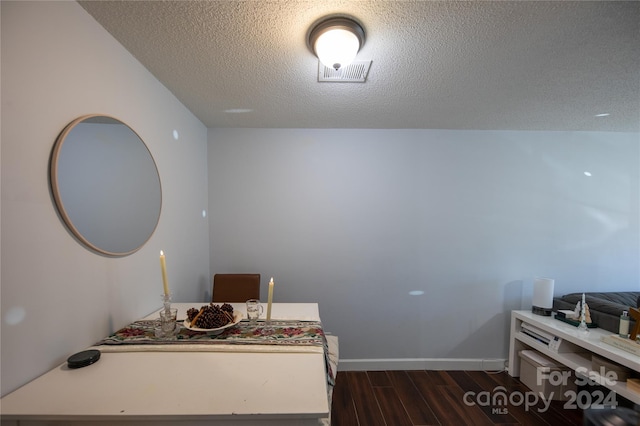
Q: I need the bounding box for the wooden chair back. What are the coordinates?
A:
[212,273,260,302]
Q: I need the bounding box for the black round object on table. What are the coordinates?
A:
[67,349,101,369]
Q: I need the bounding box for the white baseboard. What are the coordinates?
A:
[337,358,507,372]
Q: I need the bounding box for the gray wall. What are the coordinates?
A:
[1,1,210,396]
[208,128,639,366]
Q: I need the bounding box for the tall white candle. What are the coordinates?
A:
[266,277,274,321]
[160,250,170,296]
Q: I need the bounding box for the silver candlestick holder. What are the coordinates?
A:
[261,318,274,335]
[161,293,172,312]
[155,293,177,339]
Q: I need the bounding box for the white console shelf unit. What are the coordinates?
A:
[508,310,640,405]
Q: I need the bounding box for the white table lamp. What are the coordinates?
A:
[532,277,554,316]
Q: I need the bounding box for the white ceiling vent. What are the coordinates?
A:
[318,60,371,83]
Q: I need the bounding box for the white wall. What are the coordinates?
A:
[1,1,209,396]
[208,128,639,366]
[2,1,638,397]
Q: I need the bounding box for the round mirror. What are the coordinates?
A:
[50,115,162,256]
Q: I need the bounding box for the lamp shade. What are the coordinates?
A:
[309,17,365,71]
[532,277,555,316]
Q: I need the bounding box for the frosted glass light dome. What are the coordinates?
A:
[314,28,360,70]
[308,17,365,71]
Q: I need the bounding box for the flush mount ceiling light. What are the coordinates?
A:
[308,16,365,71]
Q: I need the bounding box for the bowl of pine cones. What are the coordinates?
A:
[183,303,243,335]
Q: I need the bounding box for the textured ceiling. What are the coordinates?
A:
[80,1,640,131]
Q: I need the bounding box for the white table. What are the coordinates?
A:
[0,303,330,426]
[143,302,321,322]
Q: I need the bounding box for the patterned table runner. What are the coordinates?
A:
[96,320,325,347]
[94,319,334,385]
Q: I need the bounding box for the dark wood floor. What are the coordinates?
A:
[330,370,587,426]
